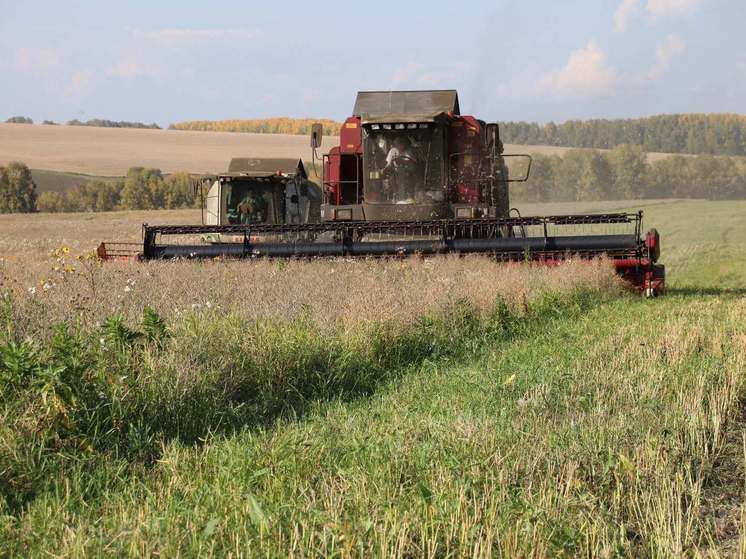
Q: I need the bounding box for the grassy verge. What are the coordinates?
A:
[2,289,744,556]
[0,284,605,515]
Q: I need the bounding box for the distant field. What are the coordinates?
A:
[0,122,680,181]
[0,123,337,176]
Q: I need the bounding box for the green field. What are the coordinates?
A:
[515,199,746,291]
[1,200,745,557]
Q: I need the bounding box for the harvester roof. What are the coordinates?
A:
[353,90,460,124]
[226,158,307,179]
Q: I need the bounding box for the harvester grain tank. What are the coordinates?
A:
[98,89,665,296]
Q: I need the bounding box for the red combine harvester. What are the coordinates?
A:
[99,90,665,296]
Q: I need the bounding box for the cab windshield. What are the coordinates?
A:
[226,179,273,224]
[363,124,445,204]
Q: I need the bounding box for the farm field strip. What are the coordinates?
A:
[0,122,680,177]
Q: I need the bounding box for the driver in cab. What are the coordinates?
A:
[382,136,413,177]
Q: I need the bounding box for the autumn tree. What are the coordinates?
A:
[120,167,162,210]
[0,162,37,212]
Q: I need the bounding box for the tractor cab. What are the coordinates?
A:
[318,90,527,222]
[203,158,321,228]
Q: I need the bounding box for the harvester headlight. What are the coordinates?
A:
[371,124,380,130]
[407,123,417,129]
[456,207,473,219]
[335,208,353,220]
[395,123,405,129]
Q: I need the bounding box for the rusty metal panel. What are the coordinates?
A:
[227,158,306,177]
[353,90,460,122]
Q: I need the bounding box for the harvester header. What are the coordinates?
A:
[97,89,665,296]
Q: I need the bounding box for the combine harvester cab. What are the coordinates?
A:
[200,157,321,244]
[100,90,665,297]
[319,90,521,223]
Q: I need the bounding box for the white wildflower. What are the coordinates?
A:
[28,286,36,295]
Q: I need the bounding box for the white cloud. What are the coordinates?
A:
[63,70,92,99]
[647,34,686,79]
[132,27,262,47]
[645,0,702,18]
[390,61,425,88]
[538,40,617,97]
[614,0,702,31]
[614,0,642,32]
[106,60,160,80]
[389,60,469,90]
[13,47,60,72]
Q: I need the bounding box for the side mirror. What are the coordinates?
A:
[486,123,502,154]
[310,123,324,148]
[502,154,533,182]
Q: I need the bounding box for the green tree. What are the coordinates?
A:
[513,154,555,202]
[607,144,648,199]
[5,116,33,124]
[120,167,161,209]
[576,152,611,201]
[0,162,37,212]
[554,150,585,201]
[163,172,196,208]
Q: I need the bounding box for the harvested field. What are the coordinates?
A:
[0,122,678,178]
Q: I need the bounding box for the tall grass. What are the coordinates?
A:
[1,243,744,556]
[1,292,743,556]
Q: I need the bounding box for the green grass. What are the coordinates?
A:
[517,198,746,290]
[1,199,745,557]
[639,200,746,290]
[2,293,743,557]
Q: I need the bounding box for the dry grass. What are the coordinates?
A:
[0,208,200,261]
[0,122,678,177]
[0,208,623,338]
[2,252,622,339]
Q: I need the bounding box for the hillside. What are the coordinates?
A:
[0,123,677,180]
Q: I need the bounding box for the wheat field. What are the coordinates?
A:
[0,122,678,177]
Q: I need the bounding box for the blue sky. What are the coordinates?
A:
[1,0,744,125]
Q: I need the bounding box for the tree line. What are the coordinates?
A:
[500,114,746,156]
[3,147,745,215]
[67,119,161,129]
[4,116,160,128]
[5,116,34,124]
[35,168,199,212]
[170,117,342,136]
[511,145,746,202]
